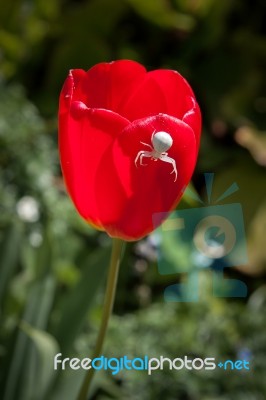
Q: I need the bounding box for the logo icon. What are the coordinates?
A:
[153,173,248,302]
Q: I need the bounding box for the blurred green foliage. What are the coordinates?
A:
[0,0,266,399]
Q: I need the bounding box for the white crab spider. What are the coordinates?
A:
[135,131,178,182]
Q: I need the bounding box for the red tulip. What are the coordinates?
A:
[59,60,201,241]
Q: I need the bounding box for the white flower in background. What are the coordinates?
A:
[16,196,40,222]
[29,231,43,247]
[38,171,52,189]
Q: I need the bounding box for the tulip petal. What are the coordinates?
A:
[148,70,195,119]
[182,96,202,149]
[59,75,129,227]
[119,75,168,121]
[120,69,197,122]
[97,114,197,240]
[59,62,202,241]
[72,60,147,113]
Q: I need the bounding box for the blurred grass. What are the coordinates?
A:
[0,0,266,399]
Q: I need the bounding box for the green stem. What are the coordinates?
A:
[77,238,125,400]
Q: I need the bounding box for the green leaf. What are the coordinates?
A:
[54,245,111,353]
[125,0,195,30]
[20,321,60,400]
[0,220,22,305]
[3,275,57,400]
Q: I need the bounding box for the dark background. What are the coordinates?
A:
[0,0,266,399]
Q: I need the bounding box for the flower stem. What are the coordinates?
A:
[77,238,125,400]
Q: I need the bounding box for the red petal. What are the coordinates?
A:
[67,63,201,145]
[97,114,197,240]
[59,74,129,228]
[149,70,195,118]
[119,75,167,121]
[59,64,201,240]
[120,69,196,122]
[182,96,202,149]
[71,60,147,113]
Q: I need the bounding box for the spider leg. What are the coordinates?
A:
[135,151,143,166]
[135,151,152,167]
[140,142,153,150]
[160,155,178,182]
[140,152,152,166]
